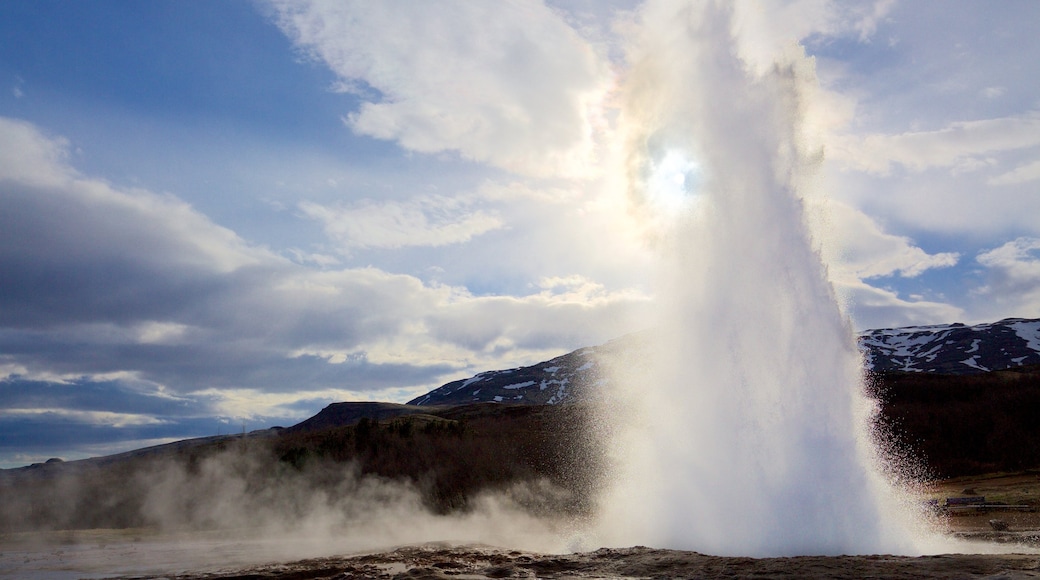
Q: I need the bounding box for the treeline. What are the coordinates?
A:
[272,404,600,514]
[869,365,1040,477]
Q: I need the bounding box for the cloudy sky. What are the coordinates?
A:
[1,0,1038,467]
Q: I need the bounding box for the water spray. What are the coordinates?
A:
[594,2,929,557]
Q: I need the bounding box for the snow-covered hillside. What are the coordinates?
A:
[859,317,1040,373]
[408,346,607,407]
[409,318,1040,406]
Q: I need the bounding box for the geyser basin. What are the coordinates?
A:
[594,2,927,557]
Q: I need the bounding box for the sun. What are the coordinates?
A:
[646,149,701,217]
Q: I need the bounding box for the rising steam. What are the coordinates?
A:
[592,2,931,556]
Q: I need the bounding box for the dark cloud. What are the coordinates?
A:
[0,414,222,451]
[0,182,233,328]
[0,376,229,462]
[0,333,455,395]
[0,377,196,416]
[0,171,458,397]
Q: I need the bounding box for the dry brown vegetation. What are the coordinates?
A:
[869,365,1040,477]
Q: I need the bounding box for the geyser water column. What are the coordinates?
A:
[594,2,923,556]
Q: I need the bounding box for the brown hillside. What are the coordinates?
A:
[869,365,1040,477]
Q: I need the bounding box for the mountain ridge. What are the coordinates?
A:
[409,317,1040,407]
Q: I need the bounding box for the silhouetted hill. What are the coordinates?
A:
[283,401,438,434]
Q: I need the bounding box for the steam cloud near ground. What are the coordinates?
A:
[136,449,573,554]
[1,442,586,577]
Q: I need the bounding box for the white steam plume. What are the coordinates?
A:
[592,1,936,557]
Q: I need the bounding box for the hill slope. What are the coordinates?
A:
[410,318,1040,406]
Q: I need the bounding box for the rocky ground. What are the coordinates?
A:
[3,473,1037,579]
[93,544,1040,580]
[4,531,1040,580]
[4,518,1039,580]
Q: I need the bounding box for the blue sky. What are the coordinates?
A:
[2,0,1039,468]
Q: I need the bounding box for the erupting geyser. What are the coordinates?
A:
[594,3,927,556]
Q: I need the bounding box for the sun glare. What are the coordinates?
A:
[646,149,701,216]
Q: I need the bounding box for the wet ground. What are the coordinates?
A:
[91,544,1040,580]
[3,533,1040,580]
[5,470,1039,580]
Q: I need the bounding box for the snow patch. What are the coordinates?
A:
[461,373,489,389]
[1010,320,1040,352]
[960,356,990,372]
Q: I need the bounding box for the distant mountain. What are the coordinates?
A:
[407,334,642,407]
[407,348,601,407]
[409,318,1040,406]
[860,317,1040,374]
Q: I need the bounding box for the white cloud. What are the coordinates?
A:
[833,277,965,330]
[981,86,1006,99]
[728,0,839,74]
[820,200,959,279]
[268,0,611,177]
[727,0,897,75]
[299,195,504,251]
[974,237,1040,318]
[849,0,896,42]
[989,158,1040,186]
[830,111,1040,175]
[0,117,74,187]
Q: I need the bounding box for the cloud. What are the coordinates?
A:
[0,117,74,187]
[849,0,896,42]
[974,237,1040,318]
[425,275,650,355]
[831,111,1040,175]
[0,408,170,428]
[820,200,959,279]
[989,158,1040,186]
[833,277,965,331]
[981,86,1006,99]
[267,0,611,177]
[299,195,504,251]
[0,116,651,460]
[725,0,898,76]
